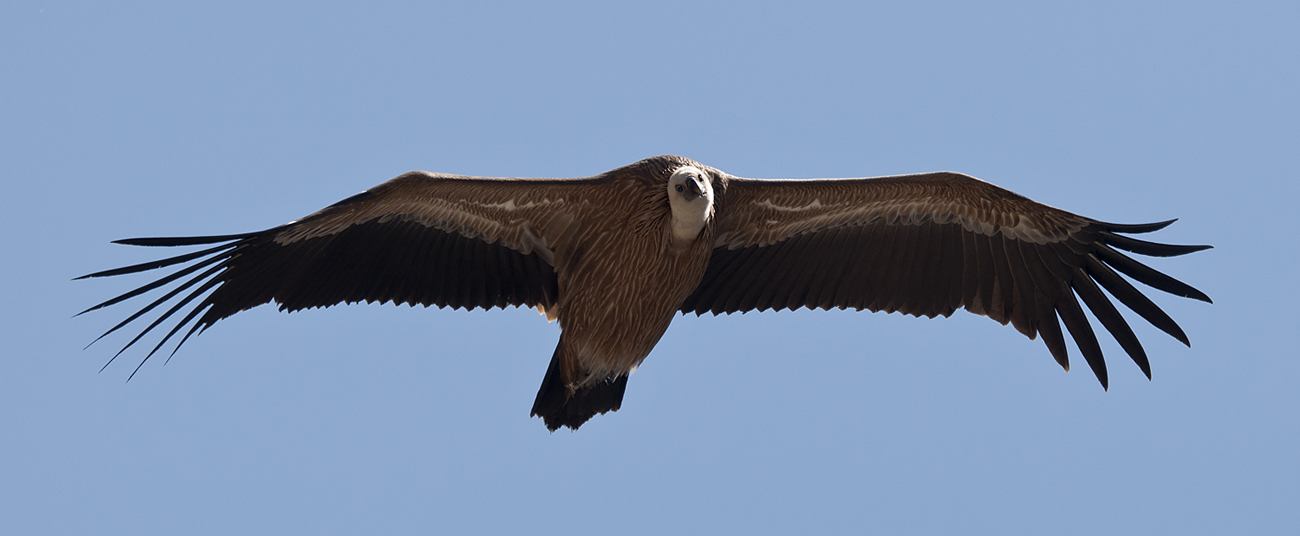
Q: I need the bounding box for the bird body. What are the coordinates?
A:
[80,155,1210,430]
[531,162,716,428]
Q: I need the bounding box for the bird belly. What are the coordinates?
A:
[553,229,713,387]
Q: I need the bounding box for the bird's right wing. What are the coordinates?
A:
[78,172,603,376]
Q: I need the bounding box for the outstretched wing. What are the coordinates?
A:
[79,172,598,377]
[683,172,1211,388]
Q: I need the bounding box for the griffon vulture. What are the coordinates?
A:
[79,155,1211,430]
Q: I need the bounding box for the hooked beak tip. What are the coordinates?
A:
[688,180,704,196]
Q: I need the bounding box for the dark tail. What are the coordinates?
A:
[530,345,629,431]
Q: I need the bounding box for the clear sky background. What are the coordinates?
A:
[3,1,1296,534]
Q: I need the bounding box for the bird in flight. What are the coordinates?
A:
[80,155,1211,430]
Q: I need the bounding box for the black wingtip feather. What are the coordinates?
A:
[1070,266,1152,379]
[1095,246,1212,303]
[76,242,239,280]
[1101,231,1213,258]
[1053,284,1109,390]
[1084,256,1192,347]
[1101,219,1178,234]
[75,253,229,316]
[112,233,260,247]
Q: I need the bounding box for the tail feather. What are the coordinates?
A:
[530,345,628,431]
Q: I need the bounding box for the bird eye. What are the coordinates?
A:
[675,184,684,192]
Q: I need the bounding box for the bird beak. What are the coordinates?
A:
[685,178,704,200]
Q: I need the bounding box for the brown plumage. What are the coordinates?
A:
[79,155,1211,430]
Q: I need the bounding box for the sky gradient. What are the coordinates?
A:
[4,1,1297,534]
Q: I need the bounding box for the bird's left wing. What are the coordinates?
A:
[79,172,599,377]
[683,172,1211,387]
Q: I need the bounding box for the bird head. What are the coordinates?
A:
[667,166,715,241]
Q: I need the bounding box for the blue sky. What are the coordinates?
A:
[3,1,1297,534]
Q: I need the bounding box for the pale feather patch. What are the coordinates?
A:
[471,198,557,212]
[755,198,824,212]
[718,197,1084,249]
[272,195,567,264]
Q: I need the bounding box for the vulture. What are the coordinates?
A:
[79,155,1211,430]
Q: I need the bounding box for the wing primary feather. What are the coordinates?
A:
[1098,219,1177,234]
[268,234,329,309]
[76,252,229,317]
[87,261,229,351]
[126,277,226,381]
[1054,282,1109,389]
[960,230,980,310]
[164,304,216,364]
[75,242,239,280]
[1039,305,1070,371]
[987,234,1017,324]
[1038,241,1077,281]
[151,300,220,368]
[1100,231,1213,258]
[1019,240,1070,369]
[935,224,965,317]
[111,232,262,247]
[108,269,226,377]
[1084,255,1191,346]
[1069,265,1152,379]
[1094,246,1212,303]
[971,233,998,317]
[1001,237,1038,337]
